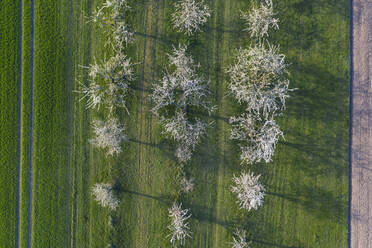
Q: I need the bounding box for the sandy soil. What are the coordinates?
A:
[351,0,372,247]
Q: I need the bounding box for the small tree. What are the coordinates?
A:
[230,114,283,164]
[226,43,289,119]
[89,0,134,47]
[241,0,278,38]
[172,0,210,34]
[163,111,207,162]
[168,202,192,246]
[175,145,193,164]
[91,118,128,157]
[103,0,130,19]
[232,229,251,248]
[77,53,134,113]
[231,171,265,211]
[151,45,213,163]
[92,183,120,210]
[112,20,134,48]
[152,45,211,115]
[180,176,194,193]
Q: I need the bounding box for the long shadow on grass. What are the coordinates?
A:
[133,31,176,46]
[279,61,349,179]
[273,0,348,51]
[115,182,173,205]
[242,209,305,248]
[250,239,304,248]
[185,201,304,248]
[189,109,230,123]
[267,183,347,224]
[204,23,245,36]
[128,138,177,161]
[184,202,239,228]
[128,84,152,93]
[286,61,349,125]
[280,139,348,178]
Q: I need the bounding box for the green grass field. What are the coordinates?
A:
[31,0,74,247]
[105,0,348,247]
[0,1,20,247]
[66,0,350,247]
[5,0,349,247]
[19,0,33,247]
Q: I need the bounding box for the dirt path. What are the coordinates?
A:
[350,0,372,247]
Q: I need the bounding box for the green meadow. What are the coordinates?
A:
[0,1,20,246]
[1,0,349,247]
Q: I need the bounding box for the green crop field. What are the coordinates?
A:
[3,0,349,247]
[0,1,20,247]
[31,0,74,247]
[19,1,33,247]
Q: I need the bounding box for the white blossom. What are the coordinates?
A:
[77,53,134,113]
[92,183,120,210]
[232,229,251,248]
[163,111,207,162]
[241,0,278,38]
[91,118,128,156]
[113,21,134,47]
[168,202,192,246]
[231,171,265,211]
[152,45,211,115]
[151,45,213,163]
[175,145,193,164]
[88,0,134,47]
[180,176,194,193]
[103,0,130,19]
[172,0,210,34]
[226,43,289,119]
[230,114,283,164]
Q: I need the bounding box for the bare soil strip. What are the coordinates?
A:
[350,0,372,247]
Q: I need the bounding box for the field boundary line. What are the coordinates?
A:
[28,0,34,247]
[16,0,23,246]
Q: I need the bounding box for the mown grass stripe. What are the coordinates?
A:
[31,0,73,247]
[28,0,34,247]
[19,0,33,246]
[16,0,23,246]
[0,1,20,247]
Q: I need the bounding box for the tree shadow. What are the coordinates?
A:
[280,139,348,178]
[267,183,347,224]
[114,182,173,205]
[128,138,176,161]
[199,208,306,248]
[189,109,230,123]
[128,83,153,93]
[133,31,177,46]
[249,239,304,248]
[184,202,239,229]
[286,61,349,125]
[286,0,349,19]
[273,0,347,51]
[204,22,246,36]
